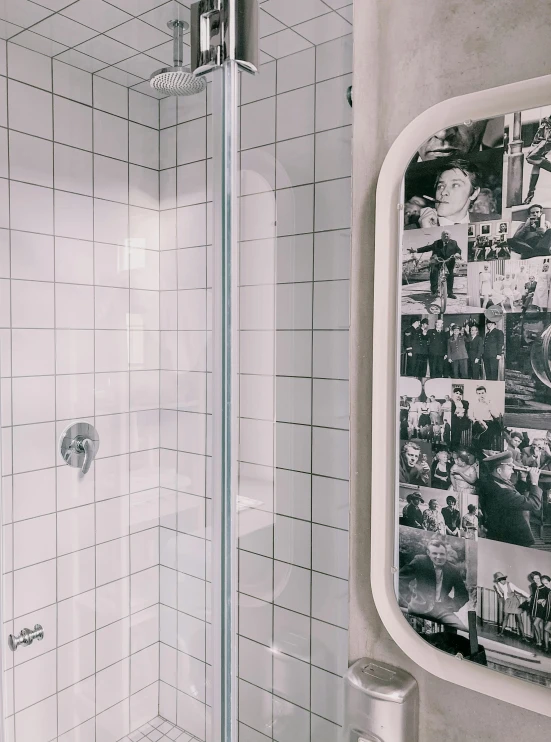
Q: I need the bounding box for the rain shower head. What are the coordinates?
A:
[150,19,206,96]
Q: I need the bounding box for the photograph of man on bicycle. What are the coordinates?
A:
[410,230,462,299]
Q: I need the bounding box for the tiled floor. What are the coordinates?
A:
[120,716,197,742]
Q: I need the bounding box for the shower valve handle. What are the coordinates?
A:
[78,437,94,475]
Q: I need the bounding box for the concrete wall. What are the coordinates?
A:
[350,1,551,738]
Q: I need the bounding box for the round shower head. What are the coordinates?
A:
[150,18,206,97]
[150,65,206,96]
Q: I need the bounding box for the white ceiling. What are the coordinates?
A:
[0,0,352,98]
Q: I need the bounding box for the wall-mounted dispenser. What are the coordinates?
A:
[343,658,418,742]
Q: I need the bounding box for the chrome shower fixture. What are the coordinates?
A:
[150,19,206,96]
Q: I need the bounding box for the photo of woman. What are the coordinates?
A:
[493,572,529,639]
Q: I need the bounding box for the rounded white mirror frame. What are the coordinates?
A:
[372,73,551,716]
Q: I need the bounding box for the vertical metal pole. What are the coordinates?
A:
[507,111,524,207]
[212,59,239,742]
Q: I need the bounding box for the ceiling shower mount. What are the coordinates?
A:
[150,19,206,96]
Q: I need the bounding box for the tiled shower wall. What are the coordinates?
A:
[156,30,352,742]
[235,35,352,742]
[0,21,352,742]
[0,41,162,742]
[157,85,213,739]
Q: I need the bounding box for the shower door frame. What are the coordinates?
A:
[211,60,240,742]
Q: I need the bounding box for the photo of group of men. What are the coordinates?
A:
[400,377,504,450]
[399,483,480,539]
[395,109,551,687]
[401,314,504,380]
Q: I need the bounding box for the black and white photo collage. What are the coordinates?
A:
[398,110,551,687]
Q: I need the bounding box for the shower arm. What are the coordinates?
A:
[169,19,189,68]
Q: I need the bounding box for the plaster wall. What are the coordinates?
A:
[351,1,551,738]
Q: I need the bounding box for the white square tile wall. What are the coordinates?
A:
[0,6,352,739]
[0,39,162,742]
[235,32,352,742]
[158,79,211,740]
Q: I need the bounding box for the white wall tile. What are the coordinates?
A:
[315,177,351,232]
[57,546,95,601]
[130,121,159,169]
[58,676,96,735]
[239,635,272,692]
[13,421,56,473]
[312,378,349,429]
[54,60,92,105]
[13,467,56,521]
[312,426,348,480]
[311,618,347,676]
[277,48,315,94]
[9,80,52,139]
[96,658,130,714]
[14,558,56,617]
[57,504,95,556]
[311,665,343,725]
[176,118,205,166]
[277,86,315,141]
[276,135,314,188]
[10,181,53,234]
[239,680,272,738]
[316,34,353,82]
[57,463,95,512]
[313,280,349,330]
[14,513,56,569]
[54,143,93,196]
[315,73,352,132]
[312,475,348,531]
[241,98,276,150]
[160,126,176,170]
[129,164,159,210]
[177,203,206,249]
[56,329,94,374]
[239,550,273,604]
[10,231,54,282]
[55,237,94,285]
[276,184,314,237]
[94,75,128,118]
[242,60,276,104]
[274,515,311,569]
[56,284,94,329]
[178,87,207,124]
[96,699,130,742]
[57,633,95,691]
[96,577,130,630]
[54,96,92,150]
[129,90,158,129]
[273,651,310,709]
[94,109,128,161]
[312,572,347,629]
[8,44,52,91]
[55,191,94,241]
[12,375,55,425]
[14,695,57,742]
[9,130,53,188]
[94,154,129,203]
[273,605,310,662]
